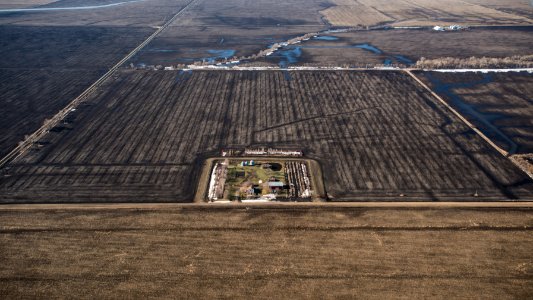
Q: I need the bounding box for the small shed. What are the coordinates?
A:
[268,181,285,191]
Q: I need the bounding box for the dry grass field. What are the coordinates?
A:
[322,0,533,27]
[0,0,57,9]
[0,0,190,26]
[0,25,152,69]
[318,0,394,27]
[1,0,533,298]
[0,0,198,158]
[463,0,533,19]
[129,1,533,68]
[0,205,532,298]
[0,25,153,158]
[130,0,329,66]
[416,72,533,155]
[130,25,326,67]
[1,70,531,203]
[169,0,326,28]
[266,27,533,68]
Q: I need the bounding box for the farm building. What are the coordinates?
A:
[268,181,285,192]
[240,160,255,166]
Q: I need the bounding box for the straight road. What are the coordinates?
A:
[0,0,199,169]
[1,201,533,210]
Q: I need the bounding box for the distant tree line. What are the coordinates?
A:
[415,55,533,69]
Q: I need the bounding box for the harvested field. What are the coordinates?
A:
[1,206,533,298]
[32,0,144,8]
[0,0,190,26]
[129,0,329,66]
[0,0,57,9]
[318,0,394,27]
[0,25,153,158]
[128,1,533,68]
[130,25,326,67]
[0,25,152,69]
[0,69,100,156]
[255,28,533,68]
[321,0,533,27]
[169,0,327,28]
[1,70,531,203]
[2,1,533,298]
[415,71,533,154]
[463,0,533,19]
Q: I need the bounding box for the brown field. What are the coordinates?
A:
[416,72,533,154]
[3,0,531,28]
[129,0,329,66]
[128,2,533,68]
[0,0,57,9]
[322,0,533,27]
[1,205,532,298]
[253,28,533,68]
[1,70,531,203]
[0,25,153,158]
[319,0,394,27]
[0,0,190,26]
[169,0,326,28]
[463,0,533,19]
[130,25,326,67]
[1,1,533,299]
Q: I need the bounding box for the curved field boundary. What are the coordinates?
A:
[0,0,199,170]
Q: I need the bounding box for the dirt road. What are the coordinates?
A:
[0,0,199,169]
[1,201,533,211]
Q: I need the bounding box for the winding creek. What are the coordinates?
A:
[266,34,414,67]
